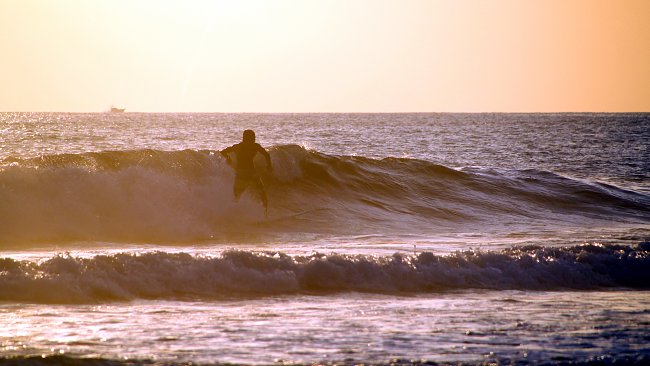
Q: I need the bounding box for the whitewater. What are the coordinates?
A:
[1,112,649,365]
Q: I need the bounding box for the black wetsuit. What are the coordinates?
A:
[220,141,271,209]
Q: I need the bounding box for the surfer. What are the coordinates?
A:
[220,129,273,214]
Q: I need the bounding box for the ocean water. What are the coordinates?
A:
[0,112,649,365]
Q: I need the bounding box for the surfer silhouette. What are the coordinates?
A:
[220,129,273,214]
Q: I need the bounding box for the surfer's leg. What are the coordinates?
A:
[233,178,249,202]
[261,190,268,214]
[253,178,268,214]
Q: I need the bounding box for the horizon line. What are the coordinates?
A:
[2,110,649,114]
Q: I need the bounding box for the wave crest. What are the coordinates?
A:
[1,243,648,303]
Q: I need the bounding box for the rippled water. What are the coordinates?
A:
[3,292,650,365]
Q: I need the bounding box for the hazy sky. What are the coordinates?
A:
[1,0,649,112]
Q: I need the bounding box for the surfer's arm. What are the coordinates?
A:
[220,145,235,165]
[258,145,273,171]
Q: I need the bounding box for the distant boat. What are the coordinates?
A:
[110,106,126,113]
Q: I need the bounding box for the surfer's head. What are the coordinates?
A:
[242,129,255,143]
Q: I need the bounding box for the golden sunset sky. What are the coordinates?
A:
[1,0,648,112]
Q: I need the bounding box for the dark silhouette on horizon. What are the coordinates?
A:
[220,129,273,214]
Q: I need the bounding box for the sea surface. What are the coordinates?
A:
[1,112,649,365]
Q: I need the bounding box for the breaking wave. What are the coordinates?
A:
[0,242,648,303]
[0,146,649,245]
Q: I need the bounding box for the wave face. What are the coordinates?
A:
[0,243,648,303]
[1,146,649,244]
